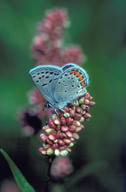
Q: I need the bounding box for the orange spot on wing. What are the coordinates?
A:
[81,82,85,87]
[70,71,78,75]
[77,73,81,77]
[79,77,84,81]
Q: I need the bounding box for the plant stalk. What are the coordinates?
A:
[45,156,55,192]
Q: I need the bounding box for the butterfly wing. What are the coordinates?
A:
[61,63,78,72]
[54,64,89,103]
[29,65,62,106]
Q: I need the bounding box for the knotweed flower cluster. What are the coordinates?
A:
[39,93,95,156]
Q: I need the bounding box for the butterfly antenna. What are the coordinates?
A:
[42,105,45,111]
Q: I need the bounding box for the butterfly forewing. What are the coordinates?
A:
[29,65,62,105]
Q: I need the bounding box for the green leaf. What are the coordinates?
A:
[0,149,36,192]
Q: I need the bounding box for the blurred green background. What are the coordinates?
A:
[0,0,126,191]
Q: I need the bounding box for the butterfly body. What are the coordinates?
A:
[29,63,89,110]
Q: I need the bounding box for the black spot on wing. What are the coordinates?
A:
[49,79,52,83]
[42,83,47,87]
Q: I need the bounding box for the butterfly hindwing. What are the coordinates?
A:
[54,64,89,103]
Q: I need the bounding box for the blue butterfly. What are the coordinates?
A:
[29,63,89,111]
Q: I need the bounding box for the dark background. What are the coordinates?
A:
[0,0,126,191]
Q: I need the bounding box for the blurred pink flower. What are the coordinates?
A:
[28,88,52,118]
[39,8,69,40]
[62,46,86,65]
[31,8,86,67]
[51,156,73,179]
[28,88,46,106]
[0,179,20,192]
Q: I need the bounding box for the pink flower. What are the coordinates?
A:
[51,156,73,179]
[39,8,69,40]
[28,88,46,106]
[39,93,96,156]
[28,88,52,119]
[62,46,86,65]
[0,179,20,192]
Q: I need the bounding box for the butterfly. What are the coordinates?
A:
[29,63,89,111]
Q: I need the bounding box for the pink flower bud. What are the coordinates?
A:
[66,117,73,125]
[54,119,61,125]
[48,119,56,129]
[84,113,91,119]
[69,109,75,117]
[89,96,93,100]
[48,134,56,141]
[89,101,96,106]
[45,128,56,135]
[73,133,79,139]
[46,138,53,145]
[55,149,60,156]
[43,144,50,150]
[52,143,58,149]
[66,147,72,152]
[75,120,81,127]
[52,114,58,121]
[56,131,60,138]
[43,125,50,130]
[63,139,71,145]
[66,131,73,137]
[40,134,47,142]
[78,97,84,104]
[69,125,76,132]
[82,111,86,115]
[47,148,54,155]
[61,117,66,125]
[80,117,85,122]
[61,126,69,132]
[60,133,67,139]
[81,124,84,129]
[59,146,66,150]
[58,139,65,146]
[64,112,70,118]
[68,142,74,147]
[84,92,90,99]
[84,99,89,104]
[74,113,82,120]
[76,107,83,114]
[81,104,89,111]
[39,147,47,155]
[76,127,82,132]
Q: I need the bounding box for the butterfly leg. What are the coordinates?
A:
[54,108,66,116]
